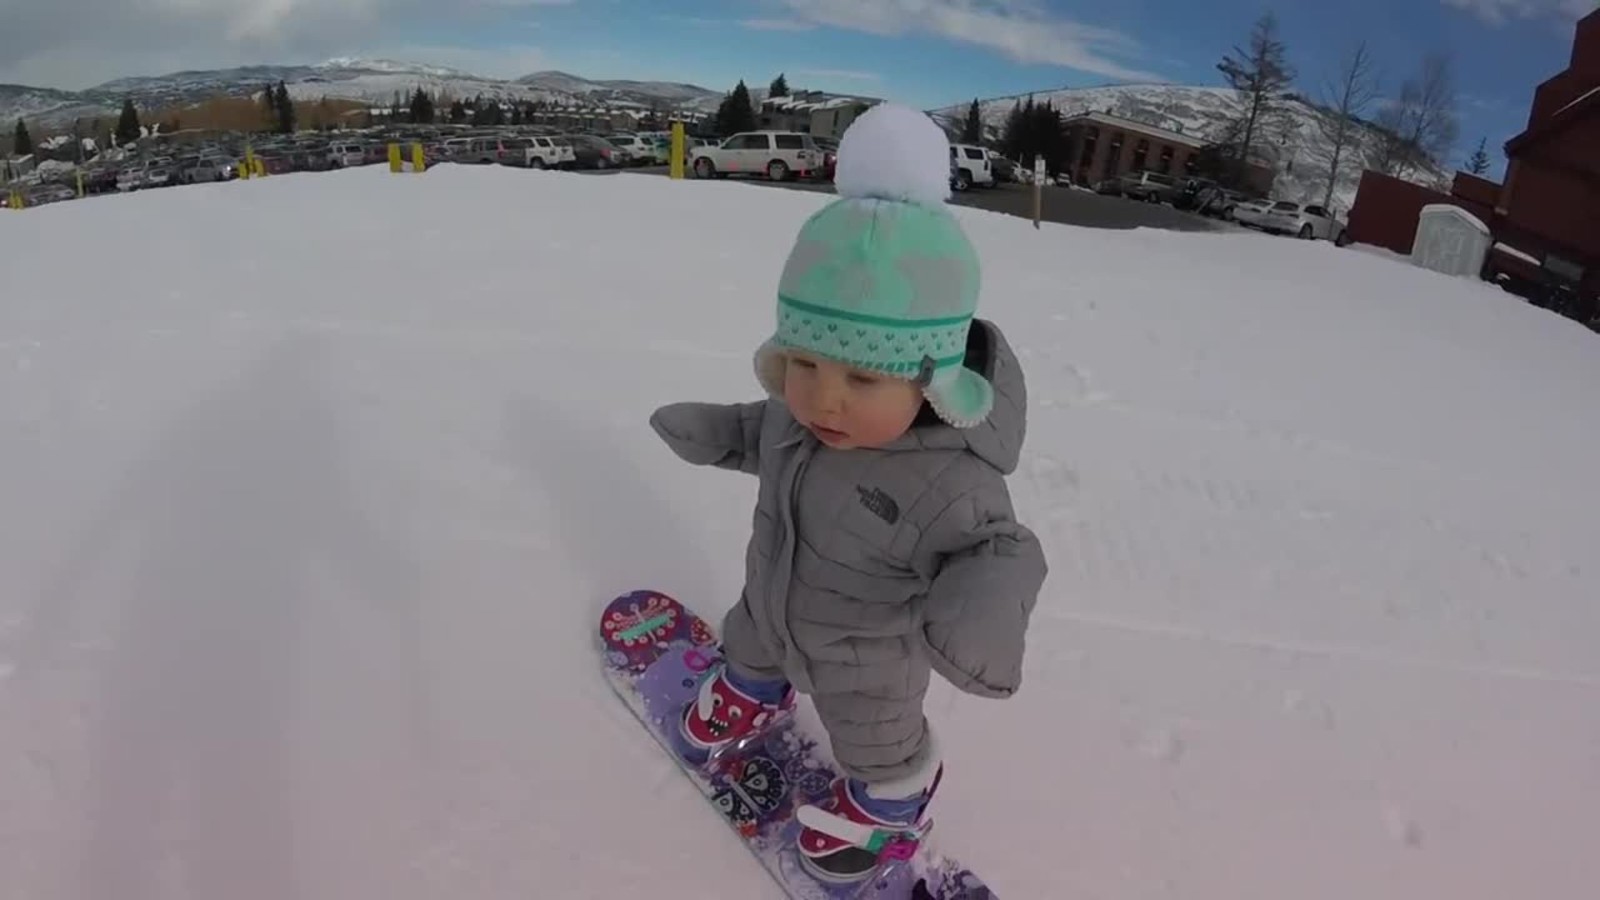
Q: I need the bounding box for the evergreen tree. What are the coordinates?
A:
[261,84,277,128]
[409,87,435,124]
[997,96,1066,176]
[472,98,504,126]
[450,100,467,124]
[714,80,757,136]
[115,98,142,145]
[13,119,32,156]
[961,99,983,144]
[1465,135,1491,176]
[1216,12,1296,167]
[769,73,789,98]
[273,82,295,134]
[1000,100,1025,161]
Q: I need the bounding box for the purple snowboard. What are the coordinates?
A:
[598,589,997,900]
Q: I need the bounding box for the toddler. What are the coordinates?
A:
[650,103,1047,884]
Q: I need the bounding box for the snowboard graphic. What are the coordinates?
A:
[598,589,997,900]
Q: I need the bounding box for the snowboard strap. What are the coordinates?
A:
[795,805,930,861]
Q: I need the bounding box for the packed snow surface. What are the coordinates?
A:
[1,166,1597,900]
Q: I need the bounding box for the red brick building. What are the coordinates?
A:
[1346,9,1598,322]
[1061,111,1203,187]
[1490,9,1599,308]
[1060,111,1277,194]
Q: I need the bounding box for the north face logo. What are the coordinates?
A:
[855,486,900,524]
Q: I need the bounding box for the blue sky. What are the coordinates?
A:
[434,0,1593,175]
[3,0,1593,175]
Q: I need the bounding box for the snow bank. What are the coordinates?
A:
[1,166,1597,900]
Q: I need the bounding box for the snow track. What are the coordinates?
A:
[1,166,1597,899]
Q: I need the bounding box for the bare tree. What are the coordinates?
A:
[1376,52,1460,179]
[1309,41,1381,209]
[1216,12,1297,170]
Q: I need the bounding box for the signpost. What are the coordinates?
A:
[1032,156,1046,229]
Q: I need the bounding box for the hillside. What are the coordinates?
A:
[0,60,724,135]
[933,83,1451,212]
[516,71,723,111]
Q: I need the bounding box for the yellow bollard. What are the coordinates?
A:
[388,143,402,173]
[242,146,254,180]
[411,142,425,173]
[76,171,85,198]
[253,157,265,178]
[670,122,685,180]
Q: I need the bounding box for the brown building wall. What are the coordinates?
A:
[1502,115,1600,262]
[1528,14,1599,123]
[1345,171,1494,255]
[1451,172,1501,209]
[1064,120,1199,187]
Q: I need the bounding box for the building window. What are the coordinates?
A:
[1183,153,1198,176]
[1104,132,1124,179]
[1080,126,1099,172]
[1132,138,1149,172]
[1158,145,1174,174]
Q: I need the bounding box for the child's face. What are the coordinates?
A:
[781,350,925,450]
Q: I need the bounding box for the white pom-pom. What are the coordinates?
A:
[832,103,952,208]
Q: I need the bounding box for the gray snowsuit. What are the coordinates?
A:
[649,319,1048,785]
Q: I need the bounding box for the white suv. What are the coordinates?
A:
[691,131,822,181]
[949,143,994,190]
[505,135,575,169]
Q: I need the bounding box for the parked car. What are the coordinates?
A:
[1261,202,1351,243]
[25,183,76,206]
[989,154,1021,184]
[1231,198,1278,228]
[812,137,840,181]
[1097,170,1180,203]
[607,134,668,165]
[691,131,823,181]
[117,158,175,191]
[175,154,236,184]
[604,134,652,164]
[327,142,366,168]
[564,134,631,169]
[949,143,994,190]
[518,135,576,169]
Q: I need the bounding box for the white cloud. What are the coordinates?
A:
[0,0,564,89]
[770,0,1160,81]
[360,44,554,80]
[764,0,1164,80]
[1440,0,1596,25]
[792,68,881,81]
[742,18,816,31]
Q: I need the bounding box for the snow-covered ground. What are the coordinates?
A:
[2,166,1597,899]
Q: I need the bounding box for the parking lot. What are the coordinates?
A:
[601,164,1236,233]
[6,123,1243,235]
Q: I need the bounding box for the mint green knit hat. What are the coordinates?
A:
[753,104,992,428]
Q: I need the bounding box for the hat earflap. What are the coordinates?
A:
[753,339,787,398]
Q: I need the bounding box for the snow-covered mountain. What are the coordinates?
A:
[0,83,111,127]
[932,83,1451,212]
[515,71,724,111]
[1,60,723,134]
